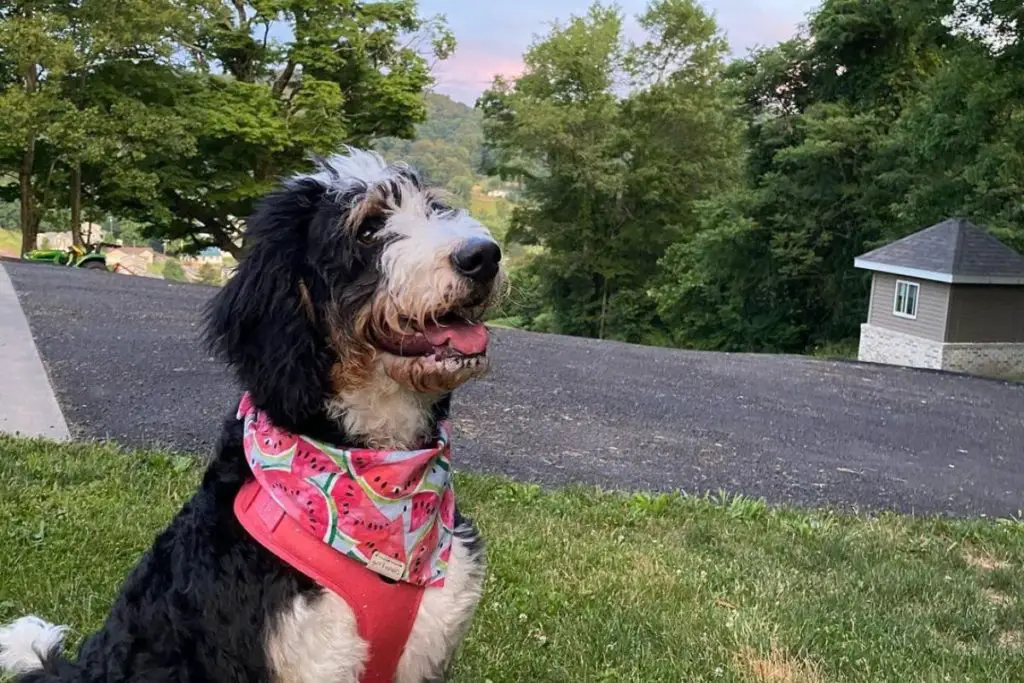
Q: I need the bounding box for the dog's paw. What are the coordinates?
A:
[0,615,67,674]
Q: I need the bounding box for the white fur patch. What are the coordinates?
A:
[0,615,68,673]
[380,205,495,306]
[266,529,483,683]
[268,528,483,683]
[266,592,367,683]
[327,362,437,449]
[395,526,485,683]
[293,147,401,195]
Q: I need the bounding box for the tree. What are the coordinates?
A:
[0,0,75,254]
[480,0,740,343]
[655,0,967,352]
[93,0,454,258]
[197,262,223,285]
[163,258,186,282]
[0,0,191,254]
[882,0,1024,250]
[447,175,474,205]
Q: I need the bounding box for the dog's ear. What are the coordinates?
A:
[205,179,332,429]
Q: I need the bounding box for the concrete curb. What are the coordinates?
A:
[0,261,71,440]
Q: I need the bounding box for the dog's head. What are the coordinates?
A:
[206,149,504,444]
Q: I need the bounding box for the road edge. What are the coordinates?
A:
[0,261,71,441]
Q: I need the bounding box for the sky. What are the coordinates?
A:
[420,0,821,104]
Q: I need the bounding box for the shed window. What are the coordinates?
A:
[893,280,919,319]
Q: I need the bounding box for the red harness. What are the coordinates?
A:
[234,479,425,683]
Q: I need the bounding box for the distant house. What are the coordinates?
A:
[38,224,105,250]
[106,246,158,276]
[854,218,1024,378]
[196,246,224,264]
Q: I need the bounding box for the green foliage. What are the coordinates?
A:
[0,0,192,253]
[107,217,148,247]
[377,92,486,192]
[666,0,1024,353]
[480,0,741,344]
[497,0,1024,354]
[0,0,453,256]
[162,258,185,282]
[488,250,548,329]
[4,0,1023,356]
[0,200,18,229]
[196,262,222,286]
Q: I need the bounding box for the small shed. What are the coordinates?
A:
[854,218,1024,378]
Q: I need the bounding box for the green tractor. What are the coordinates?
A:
[23,242,121,271]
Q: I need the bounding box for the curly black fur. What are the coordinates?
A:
[206,178,371,432]
[7,167,483,683]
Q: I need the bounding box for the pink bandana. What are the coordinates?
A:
[237,393,454,587]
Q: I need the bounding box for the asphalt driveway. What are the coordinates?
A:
[5,260,1024,517]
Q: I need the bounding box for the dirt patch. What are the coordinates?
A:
[998,630,1023,651]
[983,588,1014,607]
[963,548,1010,571]
[734,645,823,683]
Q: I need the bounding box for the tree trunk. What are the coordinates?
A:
[19,142,37,255]
[19,61,39,256]
[598,278,609,340]
[70,162,84,248]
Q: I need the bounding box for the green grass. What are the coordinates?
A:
[810,340,860,361]
[2,437,1023,682]
[0,228,21,254]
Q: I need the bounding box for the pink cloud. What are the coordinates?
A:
[431,44,524,104]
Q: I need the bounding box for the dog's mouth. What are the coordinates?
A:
[374,309,489,363]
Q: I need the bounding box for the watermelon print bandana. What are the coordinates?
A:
[237,393,455,587]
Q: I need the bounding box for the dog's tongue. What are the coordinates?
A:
[422,320,489,355]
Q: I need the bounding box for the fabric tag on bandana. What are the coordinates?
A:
[366,552,406,581]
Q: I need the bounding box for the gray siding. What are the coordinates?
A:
[867,273,950,341]
[946,285,1024,343]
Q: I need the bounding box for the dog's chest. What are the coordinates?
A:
[266,527,484,683]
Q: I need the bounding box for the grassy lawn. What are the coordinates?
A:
[1,437,1023,682]
[0,228,20,255]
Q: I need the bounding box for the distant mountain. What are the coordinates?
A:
[376,93,484,190]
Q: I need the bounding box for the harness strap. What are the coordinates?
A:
[234,479,425,683]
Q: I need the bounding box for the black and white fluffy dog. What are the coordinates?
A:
[0,149,505,683]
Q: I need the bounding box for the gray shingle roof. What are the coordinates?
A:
[854,219,1024,285]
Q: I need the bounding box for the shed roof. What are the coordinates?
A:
[854,218,1024,285]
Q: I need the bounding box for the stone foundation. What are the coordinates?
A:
[858,324,1024,378]
[858,324,943,369]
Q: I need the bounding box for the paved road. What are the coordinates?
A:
[6,260,1024,517]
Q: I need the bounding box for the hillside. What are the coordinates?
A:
[376,92,485,191]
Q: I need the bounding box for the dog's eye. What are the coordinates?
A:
[357,227,378,245]
[356,217,384,245]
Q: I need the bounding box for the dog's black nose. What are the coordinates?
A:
[451,238,502,284]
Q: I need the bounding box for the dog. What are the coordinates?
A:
[0,148,505,683]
